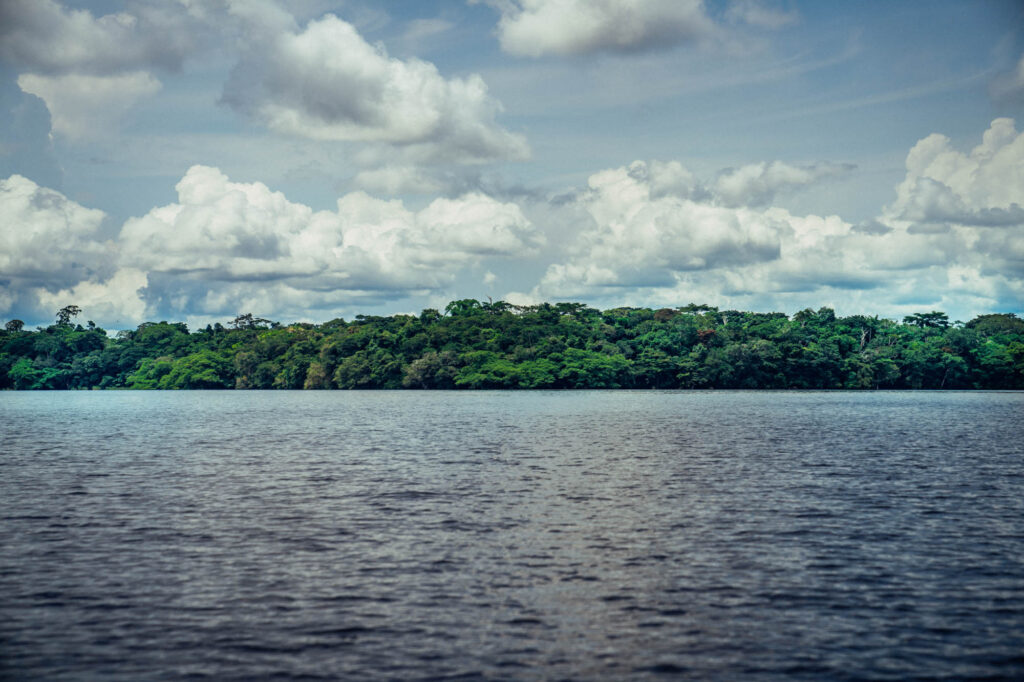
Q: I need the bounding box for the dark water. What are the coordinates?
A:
[1,391,1023,681]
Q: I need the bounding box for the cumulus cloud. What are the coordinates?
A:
[1,0,211,140]
[529,122,1024,317]
[119,165,541,317]
[222,14,528,163]
[5,117,1023,327]
[627,159,701,199]
[713,161,851,208]
[484,0,716,57]
[2,0,526,175]
[877,117,1024,291]
[0,174,111,288]
[0,166,543,325]
[887,118,1024,226]
[17,72,162,140]
[34,268,149,327]
[0,174,146,323]
[538,161,784,293]
[0,0,201,75]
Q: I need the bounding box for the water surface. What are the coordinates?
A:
[2,391,1023,680]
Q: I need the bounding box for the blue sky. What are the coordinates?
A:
[1,0,1022,329]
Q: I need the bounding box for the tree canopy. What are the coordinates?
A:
[2,303,1022,390]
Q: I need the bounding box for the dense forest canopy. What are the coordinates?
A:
[2,301,1023,390]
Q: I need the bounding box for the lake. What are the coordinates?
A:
[1,391,1022,680]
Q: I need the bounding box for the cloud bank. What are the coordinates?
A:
[1,119,1021,327]
[524,119,1024,318]
[0,165,539,324]
[2,0,527,170]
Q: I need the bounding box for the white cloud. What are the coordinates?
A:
[17,72,162,140]
[35,268,149,326]
[418,193,540,256]
[0,0,201,75]
[887,117,1024,225]
[542,161,784,291]
[628,159,700,199]
[222,14,528,163]
[1,0,211,140]
[0,174,148,323]
[0,174,111,287]
[119,165,540,317]
[529,122,1024,319]
[1,165,542,325]
[712,161,851,207]
[484,0,716,57]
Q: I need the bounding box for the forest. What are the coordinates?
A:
[2,301,1023,390]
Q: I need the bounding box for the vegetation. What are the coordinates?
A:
[2,302,1023,390]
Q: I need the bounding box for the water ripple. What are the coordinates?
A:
[1,390,1023,680]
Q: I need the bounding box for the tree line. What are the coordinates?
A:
[2,301,1023,390]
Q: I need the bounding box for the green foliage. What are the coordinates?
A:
[126,356,175,389]
[966,313,1024,337]
[9,357,66,389]
[157,351,233,389]
[4,302,1023,389]
[903,311,950,329]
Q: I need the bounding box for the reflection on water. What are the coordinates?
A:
[1,391,1023,680]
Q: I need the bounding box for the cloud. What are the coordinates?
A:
[1,165,543,325]
[627,159,701,199]
[0,174,146,323]
[528,122,1024,318]
[222,14,528,163]
[3,1,526,171]
[887,118,1024,226]
[484,0,716,57]
[712,161,851,208]
[119,165,541,317]
[34,268,149,327]
[17,72,162,140]
[1,0,211,140]
[877,117,1024,294]
[538,161,784,293]
[0,0,201,75]
[0,174,111,288]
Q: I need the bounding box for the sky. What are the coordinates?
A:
[1,0,1023,330]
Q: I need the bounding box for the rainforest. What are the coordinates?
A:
[2,301,1023,390]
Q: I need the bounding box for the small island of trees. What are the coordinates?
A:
[2,301,1023,390]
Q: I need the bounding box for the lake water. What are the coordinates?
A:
[1,391,1023,680]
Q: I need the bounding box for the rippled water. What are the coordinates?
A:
[1,391,1023,680]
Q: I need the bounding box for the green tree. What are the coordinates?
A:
[56,305,82,327]
[156,351,233,389]
[903,311,950,329]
